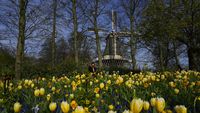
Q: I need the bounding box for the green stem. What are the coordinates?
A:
[194,97,197,113]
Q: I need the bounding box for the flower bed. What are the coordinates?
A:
[0,70,200,113]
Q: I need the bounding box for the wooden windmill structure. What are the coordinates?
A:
[94,10,132,67]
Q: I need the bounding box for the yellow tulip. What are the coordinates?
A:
[71,81,75,86]
[34,89,40,97]
[155,97,165,113]
[174,105,187,113]
[151,92,156,96]
[122,110,132,113]
[100,83,105,89]
[174,88,179,94]
[130,98,143,113]
[84,107,89,112]
[161,75,165,80]
[51,87,56,92]
[74,106,85,113]
[169,82,176,88]
[77,80,81,85]
[165,109,173,113]
[151,76,156,81]
[17,85,22,90]
[70,94,74,99]
[108,110,117,113]
[81,74,85,78]
[90,81,93,86]
[118,76,123,84]
[61,101,70,113]
[42,77,46,81]
[143,101,150,110]
[108,104,114,110]
[47,94,51,101]
[96,93,100,98]
[39,88,45,96]
[31,83,35,88]
[24,79,29,85]
[107,80,111,85]
[94,87,100,93]
[71,100,77,110]
[49,102,57,112]
[95,79,99,83]
[28,80,32,86]
[14,102,22,113]
[150,98,156,107]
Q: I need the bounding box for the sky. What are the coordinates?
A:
[0,0,189,69]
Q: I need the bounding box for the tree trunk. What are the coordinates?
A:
[158,39,164,71]
[94,25,103,70]
[72,0,79,66]
[94,0,103,70]
[15,0,27,79]
[130,16,137,70]
[52,0,57,69]
[188,46,200,71]
[187,0,200,71]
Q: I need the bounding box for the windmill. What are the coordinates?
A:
[93,10,132,68]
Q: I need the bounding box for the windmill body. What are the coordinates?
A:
[94,10,132,68]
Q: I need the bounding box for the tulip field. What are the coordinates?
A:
[0,70,200,113]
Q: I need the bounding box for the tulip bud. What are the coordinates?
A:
[165,109,173,113]
[46,94,51,101]
[31,83,35,88]
[24,79,29,85]
[155,97,165,113]
[70,94,74,99]
[130,98,143,113]
[61,101,70,113]
[96,93,100,98]
[107,80,111,85]
[17,85,22,90]
[90,81,93,86]
[122,110,132,113]
[108,104,114,110]
[100,83,105,89]
[49,102,57,112]
[117,76,123,84]
[39,88,45,96]
[14,102,22,113]
[71,100,77,110]
[84,107,89,112]
[74,106,85,113]
[28,80,32,86]
[150,98,156,107]
[108,110,117,113]
[174,88,179,94]
[51,87,56,92]
[174,105,187,113]
[34,89,40,97]
[143,101,150,110]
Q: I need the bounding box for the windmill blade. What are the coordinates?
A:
[87,27,109,32]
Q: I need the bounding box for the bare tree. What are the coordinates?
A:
[72,0,79,66]
[80,0,110,70]
[120,0,142,70]
[51,0,57,69]
[0,0,58,77]
[15,0,28,79]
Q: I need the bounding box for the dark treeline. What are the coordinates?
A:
[0,0,200,79]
